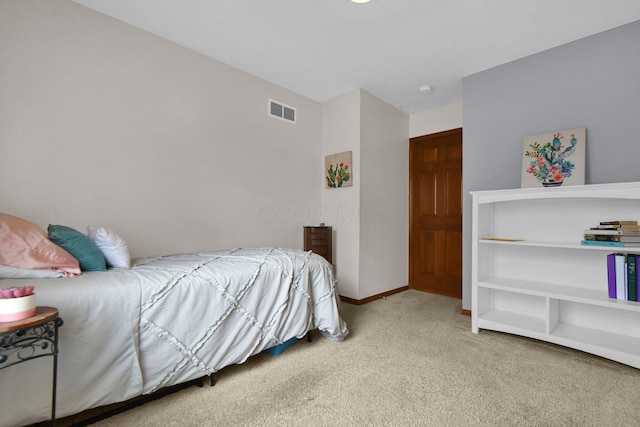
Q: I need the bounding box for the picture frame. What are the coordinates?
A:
[521,127,586,188]
[325,151,352,189]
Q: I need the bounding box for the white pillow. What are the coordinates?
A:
[0,264,66,279]
[87,226,131,268]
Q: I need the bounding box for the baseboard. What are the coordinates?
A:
[340,286,409,305]
[461,309,471,316]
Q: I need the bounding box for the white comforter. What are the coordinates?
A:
[0,248,348,427]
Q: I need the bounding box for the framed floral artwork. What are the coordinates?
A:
[325,151,352,189]
[520,127,586,188]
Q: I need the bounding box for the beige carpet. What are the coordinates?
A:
[89,290,639,426]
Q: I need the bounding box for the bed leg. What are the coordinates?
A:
[307,330,313,342]
[209,373,216,386]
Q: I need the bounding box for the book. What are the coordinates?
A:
[580,240,640,247]
[584,227,640,236]
[587,226,640,232]
[628,254,638,301]
[637,257,640,302]
[625,260,629,299]
[615,253,627,299]
[586,229,640,236]
[585,229,625,235]
[600,221,638,225]
[584,234,622,241]
[584,234,640,242]
[594,224,640,230]
[607,253,617,298]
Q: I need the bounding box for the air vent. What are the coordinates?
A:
[268,99,296,123]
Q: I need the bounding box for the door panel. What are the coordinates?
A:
[445,169,462,215]
[409,128,462,298]
[419,172,436,215]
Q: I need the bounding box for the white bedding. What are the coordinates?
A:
[0,248,348,427]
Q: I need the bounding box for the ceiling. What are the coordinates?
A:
[73,0,640,114]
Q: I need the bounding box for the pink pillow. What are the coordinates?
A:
[0,213,81,276]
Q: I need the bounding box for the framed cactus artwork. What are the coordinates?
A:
[520,127,586,188]
[325,151,352,189]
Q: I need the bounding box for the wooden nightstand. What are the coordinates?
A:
[0,307,63,426]
[303,225,333,264]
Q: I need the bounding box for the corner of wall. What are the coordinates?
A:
[320,91,362,300]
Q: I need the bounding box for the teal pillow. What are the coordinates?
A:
[48,224,107,271]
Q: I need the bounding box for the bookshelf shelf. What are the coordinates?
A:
[479,239,640,253]
[478,277,640,311]
[471,182,640,369]
[550,323,640,357]
[477,309,546,335]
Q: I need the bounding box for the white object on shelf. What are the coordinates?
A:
[471,181,640,369]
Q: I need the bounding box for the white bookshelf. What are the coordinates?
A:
[471,182,640,368]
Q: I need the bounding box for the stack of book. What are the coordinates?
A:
[607,253,638,301]
[582,220,640,247]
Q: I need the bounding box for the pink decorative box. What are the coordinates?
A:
[0,294,36,322]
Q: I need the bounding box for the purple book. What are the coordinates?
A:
[607,253,617,298]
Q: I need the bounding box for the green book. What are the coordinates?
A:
[628,254,637,301]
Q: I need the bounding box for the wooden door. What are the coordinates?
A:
[409,128,462,298]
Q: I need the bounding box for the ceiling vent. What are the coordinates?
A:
[268,99,296,124]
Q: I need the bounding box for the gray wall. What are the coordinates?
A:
[462,20,640,309]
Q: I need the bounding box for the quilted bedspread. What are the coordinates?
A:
[134,247,348,393]
[0,248,348,427]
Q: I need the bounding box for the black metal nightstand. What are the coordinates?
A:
[0,307,63,426]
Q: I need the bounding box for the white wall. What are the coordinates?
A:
[0,0,322,258]
[360,91,409,299]
[322,90,409,300]
[321,90,361,298]
[409,100,463,138]
[1,1,436,302]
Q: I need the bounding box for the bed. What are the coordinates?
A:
[0,247,348,427]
